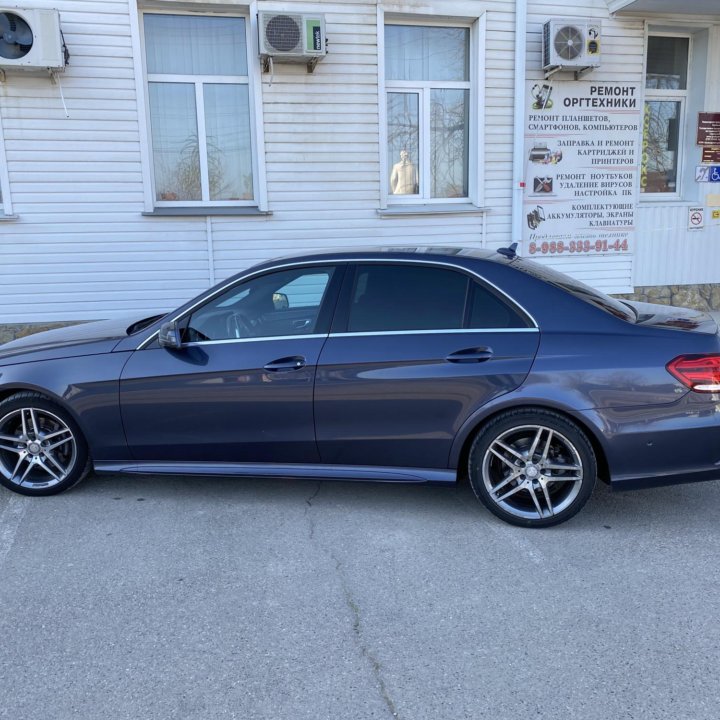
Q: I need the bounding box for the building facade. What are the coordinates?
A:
[0,0,719,336]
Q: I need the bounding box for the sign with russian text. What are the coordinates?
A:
[701,147,720,164]
[697,113,720,146]
[524,81,641,258]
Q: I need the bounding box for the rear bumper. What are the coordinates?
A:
[573,394,720,492]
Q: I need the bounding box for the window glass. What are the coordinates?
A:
[385,26,469,82]
[276,274,331,308]
[184,268,334,342]
[431,89,469,198]
[149,83,201,201]
[204,84,253,201]
[646,36,688,90]
[641,100,680,194]
[511,258,635,322]
[144,15,247,76]
[348,265,468,332]
[388,93,420,196]
[468,284,529,329]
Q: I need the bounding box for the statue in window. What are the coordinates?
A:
[390,149,419,195]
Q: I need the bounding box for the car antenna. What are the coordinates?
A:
[497,242,518,259]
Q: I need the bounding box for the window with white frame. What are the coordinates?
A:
[384,24,471,202]
[641,35,689,196]
[142,13,255,206]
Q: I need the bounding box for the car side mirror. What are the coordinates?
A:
[158,321,182,349]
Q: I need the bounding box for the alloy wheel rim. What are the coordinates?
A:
[482,424,583,520]
[0,407,77,489]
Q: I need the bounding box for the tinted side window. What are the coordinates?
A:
[184,267,334,342]
[348,264,468,332]
[468,282,530,329]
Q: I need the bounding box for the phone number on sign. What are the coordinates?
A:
[528,239,629,255]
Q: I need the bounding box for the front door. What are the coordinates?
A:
[120,265,342,463]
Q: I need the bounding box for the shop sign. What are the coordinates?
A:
[697,113,720,146]
[701,147,720,164]
[524,81,640,258]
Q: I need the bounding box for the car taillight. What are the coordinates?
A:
[666,354,720,392]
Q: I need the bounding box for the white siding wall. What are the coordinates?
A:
[0,0,211,322]
[0,0,521,324]
[2,0,716,324]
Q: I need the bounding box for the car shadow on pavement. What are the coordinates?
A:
[65,469,720,533]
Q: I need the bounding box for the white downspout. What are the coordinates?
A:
[511,0,528,247]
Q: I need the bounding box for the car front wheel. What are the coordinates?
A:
[468,409,596,528]
[0,393,90,496]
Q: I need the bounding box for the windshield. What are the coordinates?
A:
[510,258,636,322]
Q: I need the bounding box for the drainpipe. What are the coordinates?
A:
[511,0,528,246]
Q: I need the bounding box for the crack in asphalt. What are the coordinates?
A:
[330,552,401,720]
[303,485,400,719]
[304,482,322,539]
[305,481,322,507]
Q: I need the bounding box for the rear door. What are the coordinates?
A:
[314,262,540,469]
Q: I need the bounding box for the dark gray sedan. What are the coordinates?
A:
[1,247,719,527]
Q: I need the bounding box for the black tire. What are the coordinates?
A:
[468,409,596,528]
[0,392,91,496]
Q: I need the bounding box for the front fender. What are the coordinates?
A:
[0,352,133,462]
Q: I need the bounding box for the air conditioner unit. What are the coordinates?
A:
[0,8,64,70]
[542,19,601,70]
[258,12,326,61]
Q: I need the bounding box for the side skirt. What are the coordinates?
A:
[93,461,457,485]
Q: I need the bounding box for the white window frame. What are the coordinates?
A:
[378,4,485,209]
[640,31,692,202]
[130,3,267,211]
[0,110,13,217]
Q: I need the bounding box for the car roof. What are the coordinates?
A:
[267,245,509,266]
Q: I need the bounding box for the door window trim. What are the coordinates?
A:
[137,258,538,350]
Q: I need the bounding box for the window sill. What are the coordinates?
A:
[377,203,488,218]
[0,214,18,222]
[142,207,273,217]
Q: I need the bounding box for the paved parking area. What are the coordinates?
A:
[1,473,719,720]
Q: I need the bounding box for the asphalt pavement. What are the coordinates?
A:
[1,472,719,720]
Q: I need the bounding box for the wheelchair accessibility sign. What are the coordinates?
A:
[696,165,720,182]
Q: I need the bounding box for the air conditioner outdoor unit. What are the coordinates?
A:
[542,19,601,71]
[258,12,326,61]
[0,7,64,70]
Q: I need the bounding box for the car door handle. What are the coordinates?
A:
[263,356,307,372]
[445,347,494,363]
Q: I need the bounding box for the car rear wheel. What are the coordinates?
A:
[468,409,596,528]
[0,393,90,496]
